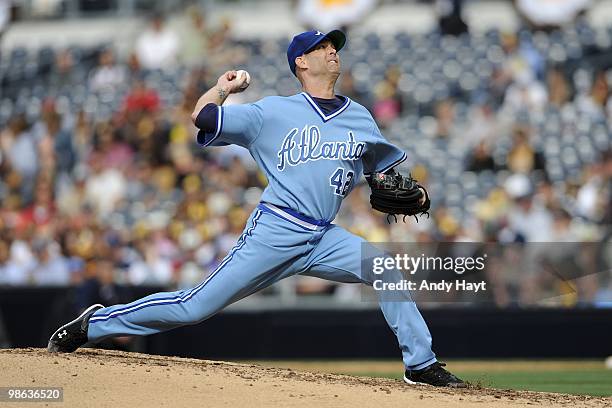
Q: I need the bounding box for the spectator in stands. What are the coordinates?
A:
[435,0,468,36]
[372,83,401,130]
[50,49,78,90]
[550,207,577,241]
[72,111,94,165]
[372,66,403,129]
[535,179,562,212]
[501,71,548,117]
[89,48,127,92]
[463,100,498,148]
[506,125,546,174]
[167,85,201,176]
[0,238,28,286]
[84,152,127,219]
[19,179,55,227]
[466,141,496,173]
[338,69,369,106]
[576,71,609,120]
[575,154,610,222]
[206,18,239,68]
[504,174,554,242]
[41,111,76,178]
[30,238,70,286]
[135,13,179,71]
[126,51,142,81]
[176,5,211,68]
[488,67,513,109]
[547,68,571,108]
[75,258,119,309]
[122,79,160,114]
[433,207,462,241]
[95,122,133,171]
[0,114,38,203]
[433,98,459,139]
[127,233,174,286]
[37,113,58,176]
[500,31,545,81]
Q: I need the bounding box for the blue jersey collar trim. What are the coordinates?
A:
[300,92,351,122]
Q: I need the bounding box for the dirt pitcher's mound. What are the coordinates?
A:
[0,349,609,408]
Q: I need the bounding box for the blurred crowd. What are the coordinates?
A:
[0,6,611,308]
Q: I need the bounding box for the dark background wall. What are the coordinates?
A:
[2,287,611,359]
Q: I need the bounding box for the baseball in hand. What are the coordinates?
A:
[236,70,251,90]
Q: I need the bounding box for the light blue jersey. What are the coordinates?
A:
[197,92,407,222]
[86,91,436,372]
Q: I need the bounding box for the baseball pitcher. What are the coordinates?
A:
[48,30,465,388]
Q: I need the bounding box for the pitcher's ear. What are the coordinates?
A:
[295,55,307,70]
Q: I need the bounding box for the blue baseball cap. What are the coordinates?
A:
[287,29,346,76]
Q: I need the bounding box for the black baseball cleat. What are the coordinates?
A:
[404,362,467,388]
[47,304,104,353]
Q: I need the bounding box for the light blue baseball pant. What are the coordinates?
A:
[88,203,437,370]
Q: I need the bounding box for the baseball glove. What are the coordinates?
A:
[368,171,431,223]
